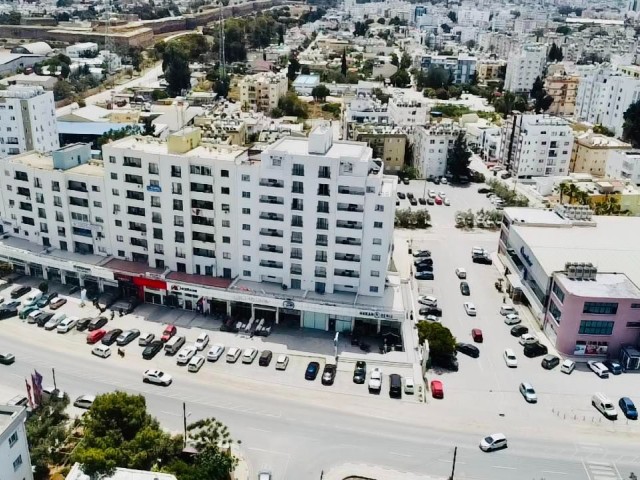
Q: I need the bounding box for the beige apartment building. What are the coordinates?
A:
[545,73,579,117]
[352,126,407,172]
[570,131,631,177]
[476,59,506,83]
[239,72,288,113]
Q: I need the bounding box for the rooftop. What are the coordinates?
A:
[268,136,370,162]
[556,272,640,299]
[7,151,104,177]
[0,235,109,267]
[0,406,22,432]
[66,463,177,480]
[292,74,320,86]
[575,132,630,149]
[0,85,48,99]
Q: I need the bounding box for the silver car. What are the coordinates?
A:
[519,382,537,403]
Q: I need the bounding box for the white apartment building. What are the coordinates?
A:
[388,95,429,127]
[239,72,288,113]
[0,85,58,158]
[343,95,390,139]
[0,405,33,480]
[606,150,640,186]
[500,114,574,179]
[0,143,111,258]
[504,44,547,94]
[574,64,640,137]
[413,122,464,178]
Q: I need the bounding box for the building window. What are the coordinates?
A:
[292,164,304,176]
[292,198,303,211]
[243,270,251,276]
[110,173,117,180]
[221,187,230,195]
[292,181,304,194]
[579,320,614,335]
[173,199,183,211]
[373,238,382,245]
[626,322,640,328]
[112,188,119,196]
[375,205,384,212]
[242,224,250,231]
[171,166,181,178]
[93,201,102,208]
[151,197,161,207]
[8,431,18,447]
[174,216,184,227]
[223,252,231,259]
[291,215,303,227]
[316,218,328,230]
[552,282,565,303]
[222,220,230,227]
[223,236,231,243]
[242,240,250,246]
[374,221,383,228]
[116,235,123,242]
[109,156,116,163]
[243,255,251,261]
[272,157,282,166]
[549,299,562,324]
[221,169,229,177]
[370,286,379,293]
[631,303,640,309]
[52,181,60,191]
[241,191,250,198]
[371,270,380,277]
[149,162,159,174]
[291,231,302,244]
[372,254,381,261]
[318,166,330,178]
[242,208,250,214]
[241,174,250,181]
[583,302,618,315]
[175,231,185,243]
[13,454,22,471]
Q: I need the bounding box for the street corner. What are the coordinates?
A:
[323,463,441,480]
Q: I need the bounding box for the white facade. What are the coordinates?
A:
[66,42,99,58]
[388,96,429,127]
[343,95,390,138]
[0,406,33,480]
[239,72,288,113]
[413,122,464,178]
[574,64,640,137]
[0,86,58,158]
[606,150,640,186]
[102,126,396,297]
[500,114,574,179]
[504,44,547,94]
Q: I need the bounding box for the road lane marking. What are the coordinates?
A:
[389,452,412,457]
[438,459,466,465]
[160,410,181,417]
[542,471,569,476]
[492,466,516,470]
[248,427,271,433]
[248,447,288,456]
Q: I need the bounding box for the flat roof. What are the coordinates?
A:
[0,235,108,266]
[505,207,571,226]
[556,273,640,298]
[7,151,104,177]
[58,122,133,136]
[108,136,248,162]
[268,137,369,162]
[292,74,320,86]
[511,215,640,287]
[0,409,15,431]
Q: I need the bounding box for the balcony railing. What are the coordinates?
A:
[334,269,359,278]
[259,179,284,188]
[260,245,283,253]
[335,254,360,262]
[260,261,283,269]
[259,196,284,205]
[335,237,361,246]
[338,187,365,196]
[192,215,214,227]
[337,204,364,213]
[336,220,362,230]
[260,229,283,238]
[259,212,284,221]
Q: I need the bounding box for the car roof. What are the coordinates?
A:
[505,348,515,355]
[490,433,506,440]
[277,354,287,361]
[521,382,533,388]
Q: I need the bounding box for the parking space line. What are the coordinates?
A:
[491,465,516,470]
[389,451,412,458]
[542,471,569,476]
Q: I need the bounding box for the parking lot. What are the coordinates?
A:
[394,179,640,432]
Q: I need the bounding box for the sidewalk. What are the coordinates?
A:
[323,463,442,480]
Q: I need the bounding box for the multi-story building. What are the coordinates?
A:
[476,58,506,83]
[500,114,574,179]
[574,64,640,137]
[387,95,429,127]
[351,126,407,173]
[570,132,631,177]
[413,121,464,178]
[606,150,640,186]
[239,72,288,113]
[0,405,34,480]
[0,85,58,158]
[499,205,640,362]
[417,53,477,84]
[504,44,546,94]
[477,32,514,60]
[544,73,579,117]
[343,95,390,139]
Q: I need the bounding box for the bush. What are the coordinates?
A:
[395,208,431,229]
[417,321,456,358]
[38,281,48,293]
[486,178,529,207]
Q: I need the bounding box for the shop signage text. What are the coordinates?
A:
[358,310,393,319]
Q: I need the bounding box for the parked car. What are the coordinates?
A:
[143,369,172,386]
[28,310,46,324]
[242,348,258,364]
[418,197,427,205]
[57,317,78,333]
[397,192,406,199]
[479,433,507,452]
[414,257,433,267]
[73,395,95,409]
[561,359,576,374]
[541,355,560,370]
[111,296,140,314]
[523,342,548,358]
[35,312,54,327]
[419,306,442,317]
[459,282,470,296]
[0,304,19,319]
[471,328,483,343]
[36,292,58,308]
[259,350,273,366]
[473,254,493,265]
[619,397,638,420]
[455,267,467,279]
[456,343,480,358]
[194,333,210,351]
[603,359,623,375]
[519,382,537,403]
[92,344,111,359]
[510,325,528,337]
[588,361,610,378]
[275,355,289,370]
[188,355,205,372]
[10,285,30,299]
[305,361,320,380]
[19,305,39,320]
[463,302,477,316]
[116,329,140,346]
[86,329,107,344]
[138,332,155,346]
[161,325,177,342]
[76,317,92,332]
[226,347,241,363]
[427,197,435,205]
[418,295,437,307]
[88,316,107,331]
[500,305,517,316]
[519,333,538,346]
[44,313,67,331]
[142,340,164,360]
[413,250,431,258]
[415,271,434,280]
[404,377,415,395]
[504,314,521,325]
[430,379,444,399]
[0,352,16,365]
[321,364,337,385]
[409,197,418,206]
[368,367,382,392]
[353,361,366,383]
[177,346,198,365]
[100,329,122,346]
[207,344,225,362]
[415,263,434,273]
[49,297,67,310]
[503,348,518,368]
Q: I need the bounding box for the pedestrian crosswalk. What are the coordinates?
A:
[583,460,622,480]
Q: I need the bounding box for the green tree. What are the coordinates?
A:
[377,17,385,24]
[447,10,457,23]
[556,25,571,35]
[163,43,191,97]
[142,117,155,136]
[548,42,563,62]
[53,80,73,101]
[622,100,640,148]
[533,92,554,113]
[400,52,412,70]
[341,49,347,77]
[373,87,390,104]
[278,24,285,45]
[390,69,410,88]
[422,66,450,89]
[465,39,476,51]
[592,195,622,215]
[354,21,368,36]
[593,124,615,137]
[128,47,143,71]
[287,54,300,81]
[277,92,308,118]
[530,76,544,99]
[447,132,471,179]
[417,321,456,358]
[311,84,330,102]
[390,53,399,67]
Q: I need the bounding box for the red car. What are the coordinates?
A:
[161,325,177,342]
[87,329,107,344]
[50,298,67,310]
[434,196,443,205]
[472,328,483,343]
[431,380,444,399]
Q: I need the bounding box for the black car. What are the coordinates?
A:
[305,361,320,380]
[76,317,92,332]
[415,264,434,273]
[10,286,31,299]
[397,192,406,199]
[35,312,54,327]
[402,177,410,185]
[102,329,123,346]
[603,359,623,375]
[414,258,433,267]
[259,350,273,366]
[456,343,480,358]
[0,352,16,365]
[418,197,427,205]
[0,305,19,320]
[353,361,366,383]
[36,292,58,308]
[415,271,434,280]
[321,364,337,385]
[460,281,470,296]
[407,192,414,199]
[473,255,493,265]
[116,329,140,346]
[432,354,459,371]
[510,325,528,337]
[87,316,108,331]
[478,187,492,194]
[524,342,548,358]
[419,306,442,317]
[142,340,164,360]
[98,293,119,310]
[409,197,418,206]
[413,250,431,258]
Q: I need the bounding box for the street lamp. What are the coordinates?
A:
[182,402,192,448]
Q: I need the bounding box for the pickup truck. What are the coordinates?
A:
[368,368,382,393]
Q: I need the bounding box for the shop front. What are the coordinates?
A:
[46,267,62,283]
[28,263,44,279]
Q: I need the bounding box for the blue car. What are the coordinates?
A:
[619,397,638,420]
[305,361,320,380]
[604,360,623,375]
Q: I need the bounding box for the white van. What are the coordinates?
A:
[592,392,618,420]
[588,361,609,378]
[275,355,289,370]
[226,347,241,363]
[561,359,576,374]
[24,291,43,306]
[164,335,186,355]
[500,305,516,316]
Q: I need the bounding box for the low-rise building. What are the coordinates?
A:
[352,126,407,173]
[544,73,579,117]
[239,72,288,113]
[66,463,177,480]
[606,150,640,186]
[388,95,429,127]
[413,121,464,178]
[417,53,477,84]
[570,132,631,177]
[476,58,506,83]
[66,42,99,58]
[291,74,321,96]
[0,405,34,480]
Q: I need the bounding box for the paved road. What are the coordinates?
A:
[0,320,637,480]
[82,64,163,106]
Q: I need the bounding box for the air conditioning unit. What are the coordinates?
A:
[566,263,577,279]
[574,262,586,279]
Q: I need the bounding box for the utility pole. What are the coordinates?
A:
[182,402,187,448]
[448,446,457,480]
[52,368,57,391]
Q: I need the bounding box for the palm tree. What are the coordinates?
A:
[565,183,580,204]
[575,190,590,206]
[558,182,571,203]
[594,195,622,216]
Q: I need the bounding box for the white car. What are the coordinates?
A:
[73,394,96,409]
[194,332,210,351]
[188,355,205,372]
[519,333,538,345]
[176,346,198,365]
[443,198,451,206]
[57,317,78,333]
[480,433,507,452]
[588,361,610,378]
[143,369,172,386]
[368,368,382,392]
[207,344,225,361]
[92,344,111,358]
[439,191,446,198]
[138,332,155,346]
[28,309,42,322]
[441,177,448,184]
[428,189,436,198]
[503,349,518,368]
[404,377,415,394]
[519,382,537,403]
[500,305,516,316]
[426,315,439,322]
[503,314,521,325]
[44,313,67,331]
[418,295,437,307]
[463,302,476,316]
[455,267,467,279]
[242,348,258,364]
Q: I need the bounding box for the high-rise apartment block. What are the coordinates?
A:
[504,44,546,94]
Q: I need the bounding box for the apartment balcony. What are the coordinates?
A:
[260,228,283,238]
[335,253,360,263]
[125,174,144,185]
[334,269,360,278]
[335,236,362,247]
[126,191,145,201]
[290,266,303,275]
[260,260,283,269]
[129,223,147,233]
[192,215,214,227]
[14,172,28,182]
[123,158,142,168]
[19,202,32,212]
[336,220,362,230]
[193,232,215,243]
[260,244,283,254]
[192,200,214,211]
[130,238,148,249]
[259,212,284,222]
[259,179,285,188]
[69,197,89,208]
[337,203,364,213]
[16,187,30,198]
[127,206,146,217]
[67,181,88,193]
[259,195,284,205]
[337,186,365,196]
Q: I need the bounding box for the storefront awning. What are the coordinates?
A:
[506,273,523,290]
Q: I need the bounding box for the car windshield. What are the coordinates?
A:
[484,436,494,443]
[526,388,535,394]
